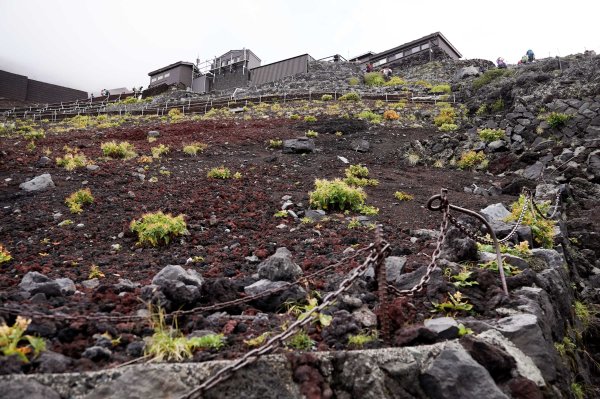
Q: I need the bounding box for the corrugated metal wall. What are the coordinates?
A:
[250,54,311,86]
[0,70,87,103]
[0,70,28,101]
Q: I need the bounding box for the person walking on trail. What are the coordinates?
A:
[382,67,392,80]
[520,55,528,64]
[366,63,374,73]
[496,57,507,69]
[527,49,535,62]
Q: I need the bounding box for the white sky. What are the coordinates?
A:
[1,0,598,94]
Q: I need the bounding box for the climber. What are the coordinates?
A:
[527,49,535,63]
[496,57,507,69]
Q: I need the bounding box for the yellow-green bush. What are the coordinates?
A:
[385,76,405,86]
[151,144,170,158]
[439,123,458,132]
[348,77,360,86]
[65,189,94,214]
[434,107,456,126]
[130,211,188,247]
[505,195,556,248]
[101,141,137,159]
[364,72,385,86]
[457,150,487,170]
[339,92,360,101]
[357,110,382,124]
[183,142,208,155]
[321,94,333,101]
[0,316,45,363]
[309,179,366,211]
[56,146,88,170]
[0,244,11,264]
[207,166,232,179]
[394,191,414,201]
[430,84,451,94]
[479,128,505,142]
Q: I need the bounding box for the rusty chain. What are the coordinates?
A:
[0,246,372,324]
[179,236,391,399]
[387,190,450,298]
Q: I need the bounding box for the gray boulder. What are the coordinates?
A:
[481,203,511,222]
[350,139,370,152]
[587,150,600,175]
[82,368,188,399]
[151,265,204,306]
[494,313,556,381]
[19,272,75,297]
[257,247,302,282]
[420,342,508,399]
[282,137,315,154]
[19,174,55,192]
[456,66,481,79]
[243,279,306,312]
[487,140,507,152]
[365,255,407,282]
[424,317,459,340]
[522,162,545,180]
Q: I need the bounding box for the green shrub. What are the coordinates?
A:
[357,110,382,124]
[304,115,317,123]
[321,94,333,101]
[457,150,487,170]
[472,68,510,90]
[434,107,456,126]
[290,114,300,120]
[130,211,188,247]
[478,128,505,142]
[348,77,360,86]
[183,142,208,155]
[0,316,45,363]
[475,104,488,116]
[268,139,283,148]
[430,84,451,94]
[286,330,314,350]
[439,123,458,132]
[343,165,378,187]
[306,130,318,138]
[348,331,378,347]
[385,76,405,86]
[339,92,360,101]
[309,179,366,211]
[0,244,11,264]
[364,72,386,86]
[23,129,45,140]
[101,141,137,159]
[394,191,414,201]
[65,188,94,214]
[56,146,88,170]
[505,195,556,248]
[151,144,170,158]
[207,166,232,179]
[546,112,572,128]
[491,98,505,112]
[168,108,183,121]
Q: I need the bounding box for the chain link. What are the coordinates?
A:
[530,187,562,220]
[179,241,390,399]
[388,192,450,297]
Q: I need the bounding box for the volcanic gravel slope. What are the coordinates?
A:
[0,114,518,373]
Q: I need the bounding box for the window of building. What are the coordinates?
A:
[395,52,404,59]
[375,58,386,66]
[157,75,163,80]
[412,46,420,54]
[164,72,170,78]
[151,77,157,82]
[421,43,430,50]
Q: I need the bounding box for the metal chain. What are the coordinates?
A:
[530,188,562,220]
[179,241,390,399]
[447,188,531,246]
[0,246,372,324]
[388,192,450,297]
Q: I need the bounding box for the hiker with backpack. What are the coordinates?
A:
[527,49,535,62]
[497,57,507,69]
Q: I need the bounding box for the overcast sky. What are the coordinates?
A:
[1,0,598,94]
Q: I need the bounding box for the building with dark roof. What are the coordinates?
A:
[148,61,199,89]
[358,32,461,69]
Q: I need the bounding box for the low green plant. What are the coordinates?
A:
[434,107,456,126]
[130,211,188,247]
[65,188,94,214]
[505,195,556,248]
[244,332,270,347]
[321,94,333,101]
[472,68,511,90]
[385,76,405,86]
[304,115,317,123]
[348,77,360,86]
[151,144,170,158]
[290,114,300,120]
[451,269,479,288]
[573,301,593,331]
[207,166,232,179]
[358,204,379,215]
[357,110,382,124]
[571,382,585,399]
[23,129,45,140]
[309,179,366,212]
[457,323,474,337]
[0,316,46,363]
[414,79,432,88]
[439,123,458,132]
[479,128,506,142]
[233,171,242,179]
[145,308,224,362]
[491,98,505,112]
[348,330,378,347]
[477,241,531,258]
[406,152,421,166]
[394,191,413,201]
[168,108,184,121]
[364,72,386,86]
[479,260,521,277]
[432,291,473,315]
[58,219,73,227]
[335,131,343,136]
[269,139,283,148]
[546,112,572,128]
[56,146,88,170]
[457,150,487,170]
[274,210,288,218]
[430,84,451,94]
[101,141,137,159]
[0,244,11,264]
[339,92,360,101]
[306,130,318,138]
[88,264,105,279]
[475,104,488,116]
[286,330,315,350]
[347,218,361,229]
[183,142,207,156]
[287,296,333,327]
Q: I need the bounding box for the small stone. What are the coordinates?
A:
[82,278,99,289]
[148,130,160,137]
[19,174,55,192]
[352,305,377,327]
[81,346,111,361]
[86,165,99,171]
